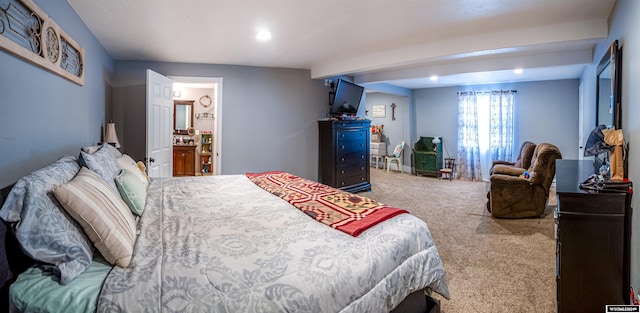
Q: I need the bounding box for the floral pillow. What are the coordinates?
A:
[79,144,120,191]
[393,144,404,157]
[0,156,93,285]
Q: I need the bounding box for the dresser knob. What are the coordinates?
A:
[341,145,345,149]
[341,170,345,174]
[341,157,345,161]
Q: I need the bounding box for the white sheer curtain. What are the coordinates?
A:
[457,90,515,182]
[457,92,482,181]
[489,91,515,163]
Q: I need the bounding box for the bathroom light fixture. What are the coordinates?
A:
[429,75,439,81]
[513,68,524,74]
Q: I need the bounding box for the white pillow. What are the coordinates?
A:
[116,154,148,188]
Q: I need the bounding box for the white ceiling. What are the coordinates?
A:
[66,0,616,89]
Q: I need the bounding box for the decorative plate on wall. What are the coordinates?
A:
[199,95,212,107]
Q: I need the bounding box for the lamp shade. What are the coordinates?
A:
[105,121,121,148]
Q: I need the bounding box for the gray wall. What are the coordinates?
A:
[111,61,329,180]
[413,79,580,165]
[0,0,113,188]
[582,0,640,298]
[364,92,410,167]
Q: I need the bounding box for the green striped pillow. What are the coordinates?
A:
[53,167,137,268]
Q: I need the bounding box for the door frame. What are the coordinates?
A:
[169,76,223,175]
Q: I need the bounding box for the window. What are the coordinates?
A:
[457,90,515,181]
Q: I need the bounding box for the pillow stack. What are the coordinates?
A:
[57,143,149,268]
[0,143,151,285]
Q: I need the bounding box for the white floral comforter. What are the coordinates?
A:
[97,175,449,312]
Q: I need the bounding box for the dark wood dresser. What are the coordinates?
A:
[555,159,632,312]
[318,120,371,193]
[173,145,196,176]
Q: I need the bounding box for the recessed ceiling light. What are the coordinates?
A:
[256,29,272,41]
[513,68,524,74]
[429,75,439,81]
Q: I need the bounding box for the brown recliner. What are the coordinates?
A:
[489,141,537,174]
[488,143,562,218]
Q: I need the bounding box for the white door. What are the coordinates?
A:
[146,69,174,177]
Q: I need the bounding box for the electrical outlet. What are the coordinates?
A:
[324,79,333,87]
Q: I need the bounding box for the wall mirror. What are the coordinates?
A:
[596,40,622,129]
[174,100,194,135]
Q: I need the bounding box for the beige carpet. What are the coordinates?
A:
[366,169,556,313]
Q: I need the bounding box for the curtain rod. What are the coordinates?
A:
[457,90,517,95]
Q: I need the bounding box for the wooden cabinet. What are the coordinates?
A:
[413,136,442,177]
[173,145,196,176]
[555,160,632,313]
[200,133,213,175]
[318,120,371,193]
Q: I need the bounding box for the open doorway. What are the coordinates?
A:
[170,76,223,175]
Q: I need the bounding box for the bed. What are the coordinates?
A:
[0,144,449,312]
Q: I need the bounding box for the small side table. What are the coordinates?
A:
[370,142,387,169]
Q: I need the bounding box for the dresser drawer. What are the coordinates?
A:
[337,151,367,165]
[337,139,366,154]
[337,129,367,143]
[336,121,369,129]
[337,173,368,188]
[336,162,367,173]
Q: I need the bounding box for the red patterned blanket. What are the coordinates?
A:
[246,171,407,236]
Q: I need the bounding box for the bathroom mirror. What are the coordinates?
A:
[174,100,194,135]
[596,40,621,129]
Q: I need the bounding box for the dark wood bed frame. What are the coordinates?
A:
[0,183,440,313]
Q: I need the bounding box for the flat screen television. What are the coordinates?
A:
[329,79,364,116]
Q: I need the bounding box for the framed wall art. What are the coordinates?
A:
[0,0,85,85]
[372,104,386,118]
